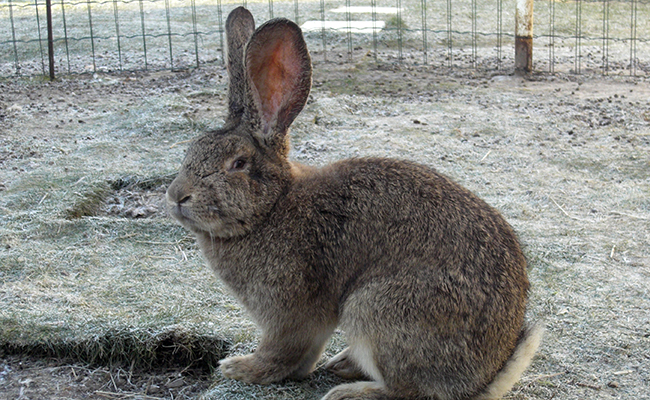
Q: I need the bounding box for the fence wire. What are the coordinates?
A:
[1,0,649,77]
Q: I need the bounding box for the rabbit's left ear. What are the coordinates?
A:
[244,18,312,143]
[225,7,255,125]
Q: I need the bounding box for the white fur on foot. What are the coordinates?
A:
[322,381,386,400]
[348,340,384,385]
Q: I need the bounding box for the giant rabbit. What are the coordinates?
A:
[166,7,542,400]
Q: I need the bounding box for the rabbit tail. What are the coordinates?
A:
[473,322,544,400]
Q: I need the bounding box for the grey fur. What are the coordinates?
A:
[224,7,254,126]
[166,7,541,400]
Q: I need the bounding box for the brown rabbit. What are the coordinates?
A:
[166,7,542,400]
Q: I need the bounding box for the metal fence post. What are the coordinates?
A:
[515,0,533,72]
[9,0,20,75]
[86,0,97,73]
[46,0,55,79]
[60,0,71,74]
[34,0,46,75]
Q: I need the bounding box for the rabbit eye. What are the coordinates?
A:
[230,158,247,171]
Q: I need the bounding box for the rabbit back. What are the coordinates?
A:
[293,157,529,398]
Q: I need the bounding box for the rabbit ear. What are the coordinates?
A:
[244,18,312,146]
[225,7,255,124]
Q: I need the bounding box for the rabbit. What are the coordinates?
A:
[166,6,542,400]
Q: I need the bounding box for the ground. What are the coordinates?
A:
[0,354,210,400]
[1,61,649,399]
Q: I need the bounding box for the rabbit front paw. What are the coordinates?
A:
[220,353,298,384]
[220,355,260,383]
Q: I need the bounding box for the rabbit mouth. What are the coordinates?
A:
[168,202,246,238]
[166,186,206,231]
[169,203,186,221]
[168,203,198,228]
[169,205,213,234]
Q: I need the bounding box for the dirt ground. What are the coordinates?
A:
[0,354,211,400]
[1,61,649,399]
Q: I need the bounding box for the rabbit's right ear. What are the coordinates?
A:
[225,7,255,124]
[244,18,312,151]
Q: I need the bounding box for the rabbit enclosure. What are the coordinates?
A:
[1,1,650,394]
[1,61,649,399]
[1,0,649,76]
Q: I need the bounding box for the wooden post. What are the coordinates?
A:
[515,0,533,73]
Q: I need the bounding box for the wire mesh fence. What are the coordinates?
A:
[1,0,648,77]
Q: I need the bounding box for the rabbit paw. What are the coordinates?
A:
[325,348,369,380]
[220,355,260,383]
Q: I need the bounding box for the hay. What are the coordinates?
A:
[1,324,229,372]
[65,183,112,219]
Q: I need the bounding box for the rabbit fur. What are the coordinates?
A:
[166,7,542,400]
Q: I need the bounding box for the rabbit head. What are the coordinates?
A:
[166,7,312,238]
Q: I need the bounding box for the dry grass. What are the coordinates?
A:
[1,64,649,399]
[0,71,250,375]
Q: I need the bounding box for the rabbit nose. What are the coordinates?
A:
[166,179,191,205]
[178,194,191,205]
[166,189,190,206]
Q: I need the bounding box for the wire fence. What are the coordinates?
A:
[1,0,648,78]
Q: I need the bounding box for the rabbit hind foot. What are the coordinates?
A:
[325,347,371,380]
[327,340,384,382]
[321,381,390,400]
